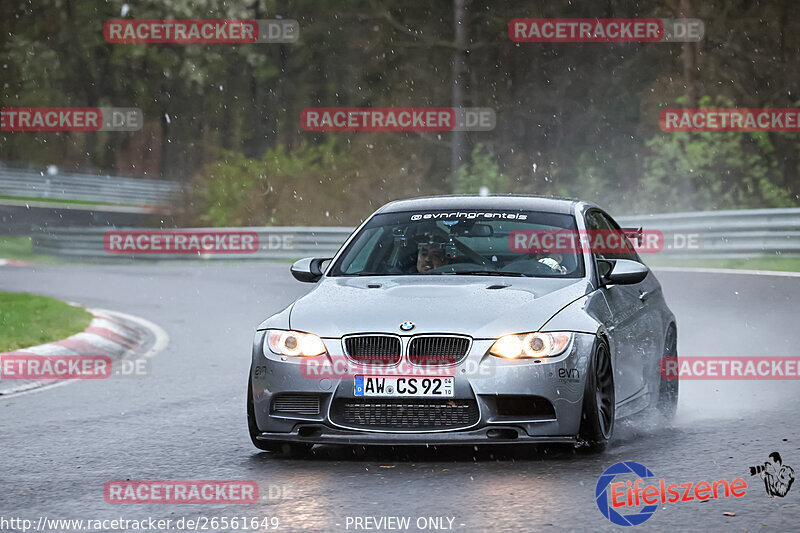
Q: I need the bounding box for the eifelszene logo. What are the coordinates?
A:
[749,452,795,498]
[596,462,658,526]
[595,461,748,526]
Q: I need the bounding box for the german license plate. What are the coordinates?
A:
[354,376,454,397]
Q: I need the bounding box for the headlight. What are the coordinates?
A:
[489,332,572,359]
[266,330,327,357]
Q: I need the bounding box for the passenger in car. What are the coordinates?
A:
[536,252,567,274]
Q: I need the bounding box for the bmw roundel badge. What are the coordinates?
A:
[400,321,415,331]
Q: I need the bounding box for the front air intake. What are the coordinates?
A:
[271,395,321,416]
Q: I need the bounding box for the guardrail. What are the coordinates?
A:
[26,207,800,260]
[0,169,180,207]
[31,227,350,260]
[616,207,800,257]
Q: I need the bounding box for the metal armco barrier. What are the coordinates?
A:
[0,169,180,207]
[616,207,800,257]
[32,227,351,260]
[29,207,800,260]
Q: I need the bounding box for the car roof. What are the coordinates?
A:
[375,194,588,215]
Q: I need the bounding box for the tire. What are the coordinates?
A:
[578,338,615,452]
[247,379,313,455]
[656,327,679,419]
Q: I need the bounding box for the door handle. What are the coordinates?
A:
[638,290,650,301]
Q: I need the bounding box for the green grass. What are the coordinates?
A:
[0,236,60,263]
[645,255,800,273]
[0,195,137,207]
[0,292,93,352]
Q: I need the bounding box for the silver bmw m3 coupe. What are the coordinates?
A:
[247,195,678,453]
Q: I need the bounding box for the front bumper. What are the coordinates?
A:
[249,331,595,445]
[254,425,577,446]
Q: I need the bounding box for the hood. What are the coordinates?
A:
[288,275,592,338]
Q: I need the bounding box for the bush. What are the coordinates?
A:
[453,143,510,195]
[640,96,795,212]
[184,137,440,226]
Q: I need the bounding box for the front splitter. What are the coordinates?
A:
[255,425,577,446]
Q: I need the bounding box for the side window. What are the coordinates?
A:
[585,210,610,259]
[584,211,604,232]
[586,210,637,261]
[597,211,640,261]
[585,211,612,279]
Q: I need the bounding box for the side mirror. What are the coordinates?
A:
[599,259,649,285]
[290,257,331,283]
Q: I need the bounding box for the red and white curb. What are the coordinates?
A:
[0,307,169,397]
[0,259,31,267]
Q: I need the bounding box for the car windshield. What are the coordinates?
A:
[329,209,584,278]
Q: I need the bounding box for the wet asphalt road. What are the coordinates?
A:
[1,263,800,532]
